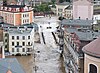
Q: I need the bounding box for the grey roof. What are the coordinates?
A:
[56,2,71,6]
[5,5,25,8]
[0,58,25,73]
[65,28,100,41]
[8,28,32,35]
[0,22,38,31]
[62,19,93,26]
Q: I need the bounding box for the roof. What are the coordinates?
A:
[0,58,25,73]
[65,28,100,41]
[56,2,71,6]
[0,22,38,31]
[4,5,25,8]
[62,19,93,26]
[65,5,72,10]
[82,37,100,58]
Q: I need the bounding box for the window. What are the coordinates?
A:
[12,48,14,52]
[27,14,29,17]
[22,48,25,52]
[28,42,30,45]
[12,42,14,46]
[5,45,7,48]
[12,36,14,39]
[89,64,97,73]
[27,48,31,52]
[5,33,7,36]
[23,14,24,17]
[17,42,19,46]
[22,42,25,46]
[5,39,7,42]
[23,20,24,23]
[28,36,30,39]
[17,36,19,40]
[17,48,19,52]
[22,36,25,40]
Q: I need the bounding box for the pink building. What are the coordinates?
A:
[73,0,93,20]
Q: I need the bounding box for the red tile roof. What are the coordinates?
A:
[82,37,100,58]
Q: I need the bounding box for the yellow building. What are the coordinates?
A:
[0,5,33,26]
[83,37,100,73]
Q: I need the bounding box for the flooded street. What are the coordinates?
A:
[6,16,66,73]
[6,55,33,73]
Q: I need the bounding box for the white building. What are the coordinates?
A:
[56,2,71,17]
[3,24,35,55]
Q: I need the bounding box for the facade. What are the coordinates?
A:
[0,42,5,58]
[73,0,93,20]
[93,4,100,24]
[82,37,100,73]
[0,5,33,26]
[3,24,35,55]
[64,5,73,19]
[56,2,71,17]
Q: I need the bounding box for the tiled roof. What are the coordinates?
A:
[82,37,100,58]
[0,58,25,73]
[0,22,38,31]
[62,19,93,26]
[56,2,71,5]
[65,28,100,41]
[4,5,25,8]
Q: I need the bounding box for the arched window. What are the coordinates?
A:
[89,64,97,73]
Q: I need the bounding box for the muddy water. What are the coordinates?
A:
[59,57,66,73]
[6,55,33,73]
[6,55,66,73]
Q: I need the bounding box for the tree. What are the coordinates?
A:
[59,0,65,3]
[34,4,51,12]
[51,0,56,4]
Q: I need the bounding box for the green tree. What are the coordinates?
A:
[34,4,51,12]
[51,0,56,4]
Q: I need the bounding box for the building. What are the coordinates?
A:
[0,5,33,26]
[0,58,25,73]
[2,23,37,56]
[93,4,100,24]
[73,0,93,20]
[61,19,93,29]
[56,2,71,17]
[63,23,100,73]
[64,5,72,19]
[0,42,5,58]
[82,37,100,73]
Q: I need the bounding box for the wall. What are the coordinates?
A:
[84,54,100,73]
